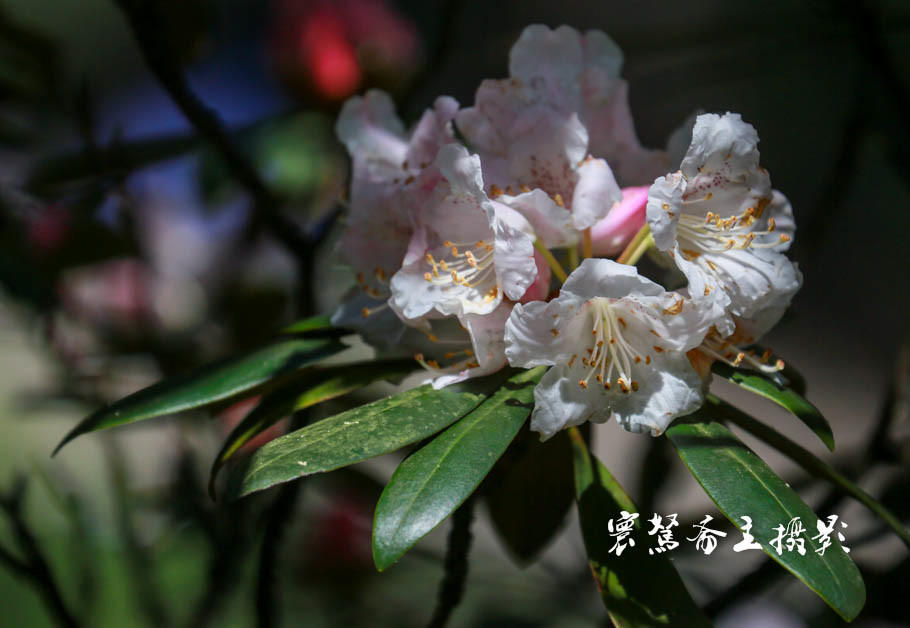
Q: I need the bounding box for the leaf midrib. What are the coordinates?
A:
[384,391,522,544]
[242,387,482,483]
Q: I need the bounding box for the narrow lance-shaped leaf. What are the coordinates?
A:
[225,370,512,499]
[54,336,346,454]
[208,359,417,497]
[372,367,544,571]
[568,428,712,628]
[666,414,865,622]
[709,395,910,550]
[712,362,834,451]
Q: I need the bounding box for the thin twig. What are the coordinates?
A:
[254,480,303,628]
[111,0,314,266]
[426,495,476,628]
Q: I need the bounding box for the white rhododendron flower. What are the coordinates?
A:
[332,25,805,437]
[390,144,537,320]
[507,24,668,186]
[455,39,623,242]
[646,113,801,335]
[332,90,458,338]
[505,259,715,439]
[418,301,514,389]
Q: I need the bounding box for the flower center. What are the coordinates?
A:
[674,196,789,258]
[414,349,480,374]
[573,298,649,393]
[422,239,499,303]
[698,327,784,373]
[357,267,392,317]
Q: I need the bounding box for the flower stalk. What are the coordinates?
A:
[533,239,568,284]
[615,224,652,265]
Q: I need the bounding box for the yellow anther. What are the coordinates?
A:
[553,193,565,207]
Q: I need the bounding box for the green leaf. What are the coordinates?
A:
[225,370,513,499]
[208,359,416,497]
[53,337,346,454]
[485,426,575,564]
[710,395,910,550]
[666,415,865,621]
[712,362,834,451]
[372,367,543,571]
[280,313,339,336]
[569,428,712,628]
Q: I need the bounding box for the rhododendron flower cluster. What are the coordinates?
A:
[333,24,801,439]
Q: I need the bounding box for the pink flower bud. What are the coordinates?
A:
[519,248,552,303]
[589,185,648,257]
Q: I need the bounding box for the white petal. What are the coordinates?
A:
[500,189,577,248]
[767,190,795,251]
[504,297,586,368]
[611,352,704,435]
[646,172,685,251]
[405,96,459,169]
[429,302,512,388]
[561,258,665,301]
[571,157,622,230]
[491,209,538,301]
[696,248,801,322]
[681,113,760,181]
[435,144,485,202]
[530,365,606,440]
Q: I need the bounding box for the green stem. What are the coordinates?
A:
[617,225,653,266]
[582,228,592,259]
[710,395,910,550]
[533,240,568,283]
[567,245,579,271]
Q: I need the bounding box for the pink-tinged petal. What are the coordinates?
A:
[405,95,459,169]
[570,157,621,230]
[519,249,552,304]
[590,185,648,256]
[506,109,588,201]
[335,89,407,180]
[509,24,585,109]
[499,189,576,248]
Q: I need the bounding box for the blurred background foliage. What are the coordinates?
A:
[0,0,908,626]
